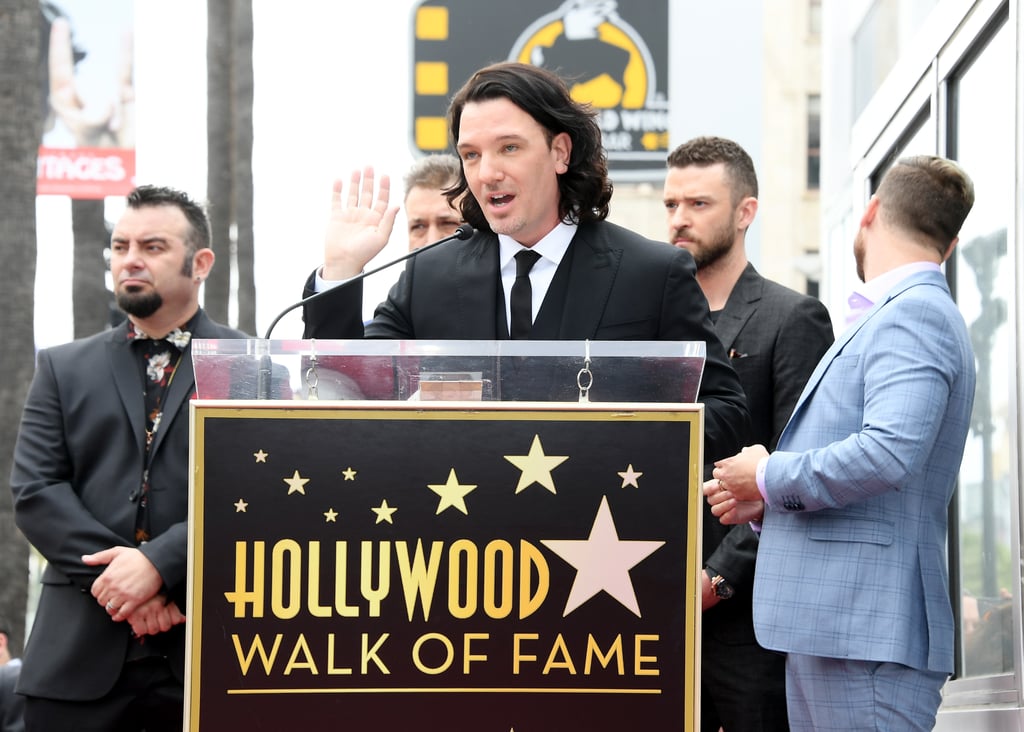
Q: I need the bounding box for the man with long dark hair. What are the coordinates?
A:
[302,62,748,463]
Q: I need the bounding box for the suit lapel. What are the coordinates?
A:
[558,223,621,339]
[781,271,946,439]
[530,246,573,339]
[148,313,209,456]
[781,306,869,438]
[715,263,762,351]
[455,236,504,339]
[149,348,196,456]
[108,323,147,455]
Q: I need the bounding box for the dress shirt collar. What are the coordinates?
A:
[497,221,576,270]
[845,261,941,326]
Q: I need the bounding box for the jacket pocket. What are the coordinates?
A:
[807,515,894,545]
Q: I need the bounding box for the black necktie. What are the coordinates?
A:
[510,250,541,339]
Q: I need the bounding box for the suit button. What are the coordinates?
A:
[129,491,139,502]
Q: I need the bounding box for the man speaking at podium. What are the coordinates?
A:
[301,61,749,464]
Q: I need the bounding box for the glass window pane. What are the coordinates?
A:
[809,0,822,35]
[869,111,933,192]
[807,94,821,189]
[951,20,1015,679]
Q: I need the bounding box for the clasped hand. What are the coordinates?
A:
[83,546,185,637]
[703,444,769,525]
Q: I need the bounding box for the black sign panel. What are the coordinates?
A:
[188,402,700,731]
[410,0,669,178]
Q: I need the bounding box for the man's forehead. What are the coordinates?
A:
[405,187,460,215]
[665,164,730,194]
[115,204,188,230]
[457,98,541,143]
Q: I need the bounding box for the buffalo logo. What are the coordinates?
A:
[508,0,668,156]
[509,0,657,111]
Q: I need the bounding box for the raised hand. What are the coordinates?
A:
[321,167,401,280]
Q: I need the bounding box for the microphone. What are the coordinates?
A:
[255,223,475,398]
[261,223,475,340]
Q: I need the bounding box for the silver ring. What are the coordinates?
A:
[106,601,115,611]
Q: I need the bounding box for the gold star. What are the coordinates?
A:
[284,470,309,495]
[324,508,338,522]
[253,449,268,463]
[504,434,568,494]
[618,464,643,488]
[371,499,397,524]
[428,469,478,515]
[342,467,357,480]
[233,498,248,512]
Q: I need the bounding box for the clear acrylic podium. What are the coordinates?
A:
[191,338,707,404]
[186,339,706,732]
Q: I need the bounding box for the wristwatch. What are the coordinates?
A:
[705,567,735,600]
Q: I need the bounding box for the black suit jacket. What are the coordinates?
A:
[703,263,834,640]
[0,661,23,732]
[10,310,246,701]
[302,220,750,463]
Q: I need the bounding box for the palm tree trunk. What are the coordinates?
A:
[0,0,44,657]
[206,0,255,334]
[72,199,115,337]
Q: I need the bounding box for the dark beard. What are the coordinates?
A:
[683,228,733,269]
[117,289,163,318]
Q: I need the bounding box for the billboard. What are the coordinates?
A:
[37,0,135,198]
[411,0,669,179]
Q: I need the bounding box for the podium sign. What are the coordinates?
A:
[187,401,702,730]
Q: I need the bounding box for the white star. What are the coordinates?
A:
[504,434,568,494]
[618,464,643,488]
[371,499,397,524]
[253,449,268,463]
[542,496,664,617]
[428,469,477,515]
[342,467,357,480]
[233,498,248,512]
[284,470,309,495]
[323,507,338,522]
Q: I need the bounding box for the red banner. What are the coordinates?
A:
[37,146,135,199]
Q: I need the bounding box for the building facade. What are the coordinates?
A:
[822,0,1023,726]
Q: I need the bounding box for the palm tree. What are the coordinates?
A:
[206,0,256,335]
[0,0,44,657]
[71,199,115,337]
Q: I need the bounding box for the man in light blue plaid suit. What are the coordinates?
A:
[704,155,976,731]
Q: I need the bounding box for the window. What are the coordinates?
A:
[807,94,821,190]
[948,18,1015,680]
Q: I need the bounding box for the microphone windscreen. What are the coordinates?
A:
[454,224,476,240]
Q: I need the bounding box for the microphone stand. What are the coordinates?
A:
[256,224,476,398]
